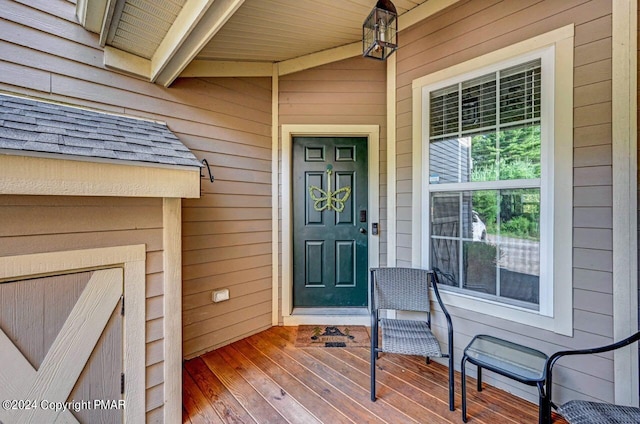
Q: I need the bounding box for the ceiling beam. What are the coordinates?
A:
[180,42,362,78]
[150,0,217,83]
[181,60,273,77]
[154,0,246,87]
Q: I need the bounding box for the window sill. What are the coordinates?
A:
[434,288,572,336]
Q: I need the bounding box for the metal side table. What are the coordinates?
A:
[461,334,548,424]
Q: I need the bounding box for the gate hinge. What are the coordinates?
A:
[121,373,125,394]
[120,295,124,316]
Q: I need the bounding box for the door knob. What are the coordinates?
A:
[359,227,367,234]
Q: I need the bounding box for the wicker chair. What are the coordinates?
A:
[370,267,455,411]
[542,331,640,423]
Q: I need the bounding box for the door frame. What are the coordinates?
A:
[281,124,379,325]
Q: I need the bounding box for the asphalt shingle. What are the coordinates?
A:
[0,94,201,168]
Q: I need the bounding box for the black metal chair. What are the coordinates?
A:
[370,267,455,411]
[542,331,640,423]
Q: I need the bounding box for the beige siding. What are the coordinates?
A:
[180,76,273,359]
[396,0,614,404]
[278,56,387,321]
[0,0,273,416]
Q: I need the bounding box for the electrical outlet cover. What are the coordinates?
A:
[213,288,230,302]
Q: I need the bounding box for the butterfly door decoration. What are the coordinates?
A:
[308,165,352,213]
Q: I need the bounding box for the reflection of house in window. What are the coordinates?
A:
[429,137,470,184]
[429,85,472,185]
[430,193,460,286]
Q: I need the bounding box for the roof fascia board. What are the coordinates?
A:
[181,60,273,77]
[104,46,151,79]
[104,0,126,45]
[0,153,201,198]
[155,0,246,87]
[99,0,118,47]
[150,0,217,82]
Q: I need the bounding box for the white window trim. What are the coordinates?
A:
[411,25,574,336]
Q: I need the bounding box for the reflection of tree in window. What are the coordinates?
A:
[470,125,540,182]
[500,190,540,241]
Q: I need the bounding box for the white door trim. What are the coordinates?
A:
[280,124,380,326]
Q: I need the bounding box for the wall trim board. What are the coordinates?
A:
[612,0,639,407]
[0,153,200,198]
[387,54,397,267]
[163,198,182,422]
[272,64,280,326]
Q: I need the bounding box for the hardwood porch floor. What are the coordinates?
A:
[183,326,564,424]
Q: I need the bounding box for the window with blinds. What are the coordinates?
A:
[426,58,544,310]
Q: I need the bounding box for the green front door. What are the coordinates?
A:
[292,137,368,307]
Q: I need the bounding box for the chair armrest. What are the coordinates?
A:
[370,268,377,325]
[370,268,376,312]
[542,330,640,419]
[430,270,454,356]
[546,331,640,376]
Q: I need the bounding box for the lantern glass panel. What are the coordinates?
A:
[362,7,398,60]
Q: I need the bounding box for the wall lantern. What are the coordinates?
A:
[362,0,398,60]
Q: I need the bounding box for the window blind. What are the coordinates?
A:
[429,59,541,138]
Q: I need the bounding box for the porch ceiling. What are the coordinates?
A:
[77,0,451,86]
[196,0,420,63]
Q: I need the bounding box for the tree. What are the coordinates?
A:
[469,124,541,240]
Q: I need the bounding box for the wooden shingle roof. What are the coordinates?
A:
[0,94,201,168]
